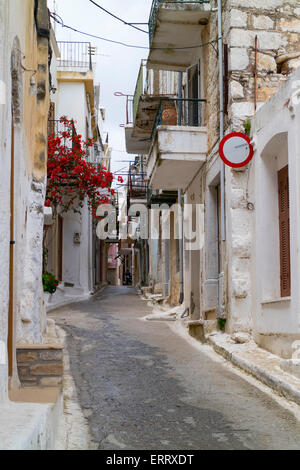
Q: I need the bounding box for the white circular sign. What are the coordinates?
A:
[219,132,254,168]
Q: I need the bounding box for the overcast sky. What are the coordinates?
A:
[49,0,153,180]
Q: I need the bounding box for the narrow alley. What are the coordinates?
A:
[50,287,300,451]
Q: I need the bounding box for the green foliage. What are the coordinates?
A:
[243,118,251,136]
[42,272,59,294]
[217,318,226,331]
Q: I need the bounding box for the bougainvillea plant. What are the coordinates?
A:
[46,117,123,219]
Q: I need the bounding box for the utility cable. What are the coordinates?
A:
[89,0,148,34]
[50,14,220,51]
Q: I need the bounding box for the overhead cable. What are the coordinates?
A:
[50,14,220,52]
[89,0,148,34]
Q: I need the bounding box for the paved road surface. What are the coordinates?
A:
[51,286,300,450]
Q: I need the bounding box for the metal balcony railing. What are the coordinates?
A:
[132,61,147,124]
[48,119,71,137]
[57,41,94,72]
[149,0,210,45]
[48,119,77,151]
[151,97,206,140]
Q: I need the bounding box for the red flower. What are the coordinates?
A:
[46,117,115,218]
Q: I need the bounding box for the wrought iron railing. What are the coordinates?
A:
[48,119,77,150]
[127,157,148,203]
[48,119,71,137]
[57,41,94,71]
[151,97,206,140]
[149,0,210,45]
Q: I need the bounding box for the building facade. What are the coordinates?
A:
[0,0,51,400]
[124,0,300,358]
[44,39,111,306]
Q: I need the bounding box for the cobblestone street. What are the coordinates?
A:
[51,287,300,450]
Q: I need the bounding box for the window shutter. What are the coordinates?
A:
[278,165,291,297]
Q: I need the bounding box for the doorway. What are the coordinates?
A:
[8,109,15,378]
[187,61,201,126]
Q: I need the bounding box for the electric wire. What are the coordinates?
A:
[89,0,148,34]
[50,13,220,51]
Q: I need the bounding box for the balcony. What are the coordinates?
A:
[57,41,94,72]
[147,98,207,191]
[125,63,177,155]
[127,158,148,205]
[148,0,211,71]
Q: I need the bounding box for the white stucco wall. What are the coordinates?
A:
[251,67,300,357]
[57,81,87,138]
[0,0,49,400]
[54,78,94,296]
[0,0,10,403]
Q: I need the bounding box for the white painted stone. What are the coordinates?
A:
[232,278,249,299]
[230,29,285,50]
[280,359,300,379]
[232,332,251,344]
[232,237,251,259]
[230,80,245,100]
[230,188,246,209]
[229,48,249,71]
[231,9,248,28]
[231,0,295,8]
[281,58,300,75]
[44,206,53,225]
[231,101,255,117]
[256,31,287,50]
[230,29,254,48]
[253,15,274,30]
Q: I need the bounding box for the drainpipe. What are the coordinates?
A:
[177,72,184,304]
[145,240,149,286]
[137,247,142,286]
[178,189,184,304]
[131,246,135,287]
[218,0,226,241]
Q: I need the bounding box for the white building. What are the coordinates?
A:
[0,0,64,449]
[45,40,109,306]
[250,67,300,358]
[125,0,300,358]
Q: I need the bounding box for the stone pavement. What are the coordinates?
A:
[50,286,300,450]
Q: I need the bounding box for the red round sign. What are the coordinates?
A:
[219,132,254,168]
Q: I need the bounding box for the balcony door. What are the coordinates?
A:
[187,61,201,126]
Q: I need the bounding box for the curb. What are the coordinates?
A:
[206,335,300,407]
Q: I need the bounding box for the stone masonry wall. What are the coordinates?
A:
[229,0,300,130]
[200,1,300,333]
[17,345,63,388]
